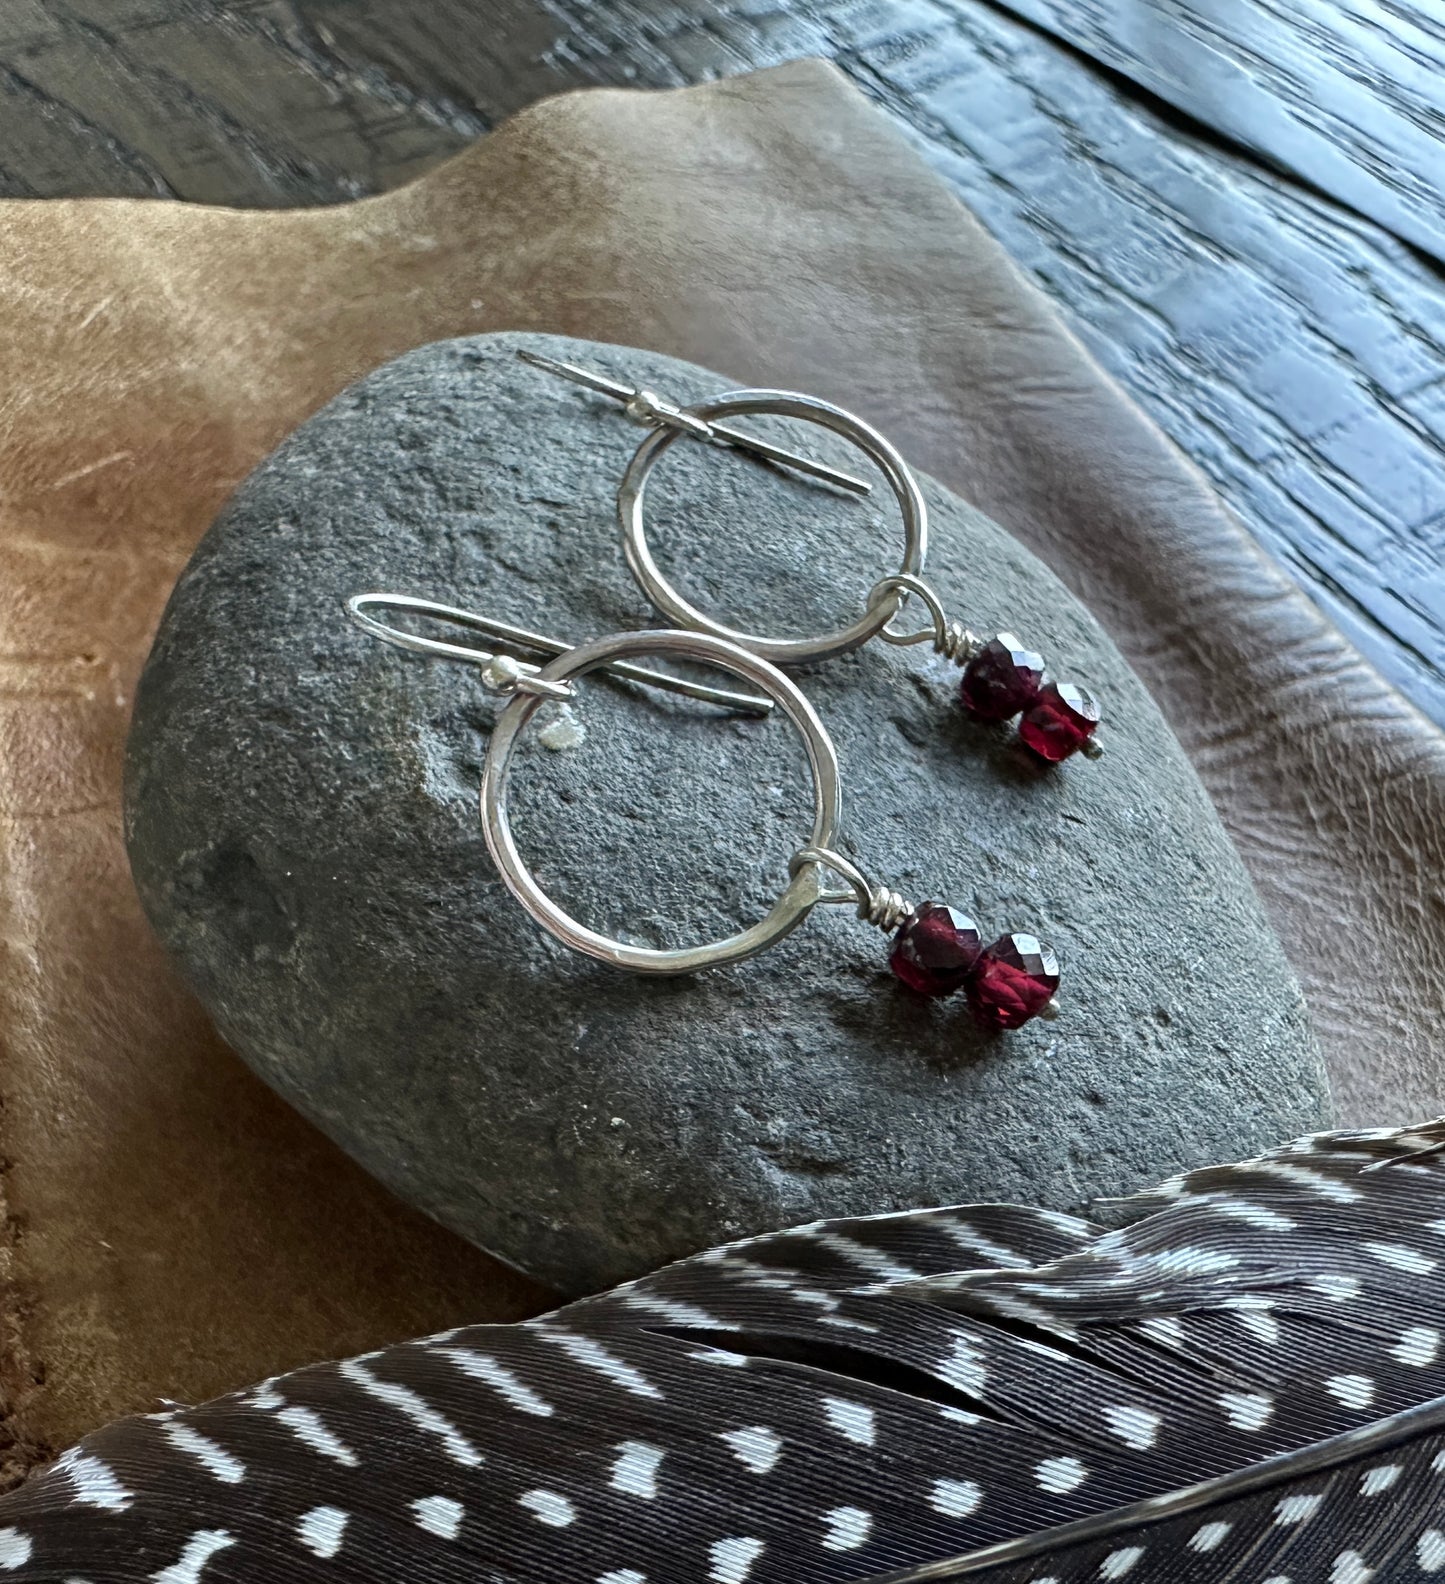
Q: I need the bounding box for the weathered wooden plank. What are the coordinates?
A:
[0,0,1442,729]
[819,0,1445,723]
[0,0,491,203]
[989,0,1445,264]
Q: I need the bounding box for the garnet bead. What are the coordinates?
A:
[889,902,983,997]
[959,633,1047,723]
[967,932,1061,1029]
[1019,681,1101,763]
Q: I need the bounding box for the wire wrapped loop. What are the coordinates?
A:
[861,886,913,933]
[868,575,979,667]
[790,846,913,934]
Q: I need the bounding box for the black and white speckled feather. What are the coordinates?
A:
[6,1124,1445,1581]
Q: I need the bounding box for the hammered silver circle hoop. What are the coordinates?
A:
[617,390,930,666]
[480,628,842,974]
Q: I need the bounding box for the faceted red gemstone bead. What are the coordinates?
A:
[959,633,1047,722]
[968,932,1060,1030]
[889,902,983,997]
[1019,681,1101,763]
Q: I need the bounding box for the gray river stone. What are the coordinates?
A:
[125,332,1331,1293]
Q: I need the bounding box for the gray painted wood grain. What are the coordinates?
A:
[2,0,1442,723]
[994,0,1445,265]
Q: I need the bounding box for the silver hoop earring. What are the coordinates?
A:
[519,349,1103,766]
[346,593,1062,1030]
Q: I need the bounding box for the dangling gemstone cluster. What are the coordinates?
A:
[958,632,1101,763]
[889,902,1060,1029]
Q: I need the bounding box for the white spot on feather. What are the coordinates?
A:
[1250,1162,1360,1202]
[535,1327,663,1397]
[720,1426,782,1474]
[1035,1456,1087,1493]
[1365,1241,1436,1274]
[1393,1326,1440,1366]
[1312,1273,1362,1301]
[708,1537,764,1584]
[276,1404,359,1466]
[0,1532,30,1571]
[821,1507,872,1550]
[246,1380,285,1410]
[54,1448,132,1510]
[297,1507,349,1559]
[1151,1246,1237,1276]
[810,1232,923,1282]
[618,1290,722,1327]
[1361,1465,1400,1495]
[1276,1493,1323,1524]
[1418,1530,1445,1571]
[1236,1309,1281,1345]
[598,1573,647,1584]
[1190,1522,1230,1552]
[1101,1404,1161,1450]
[520,1489,576,1527]
[411,1496,463,1540]
[984,1290,1079,1337]
[1325,1374,1376,1410]
[822,1397,876,1447]
[931,1479,982,1517]
[339,1359,483,1465]
[1330,1551,1373,1584]
[1099,1547,1144,1577]
[1219,1391,1274,1430]
[820,1313,882,1335]
[610,1442,664,1498]
[437,1348,554,1416]
[938,1336,988,1396]
[161,1423,246,1484]
[941,1222,1030,1268]
[151,1530,235,1582]
[1211,1201,1297,1231]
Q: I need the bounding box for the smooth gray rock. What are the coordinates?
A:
[125,332,1330,1293]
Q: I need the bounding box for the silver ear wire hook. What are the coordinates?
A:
[516,348,874,497]
[346,593,775,715]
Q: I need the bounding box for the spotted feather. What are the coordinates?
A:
[4,1125,1445,1581]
